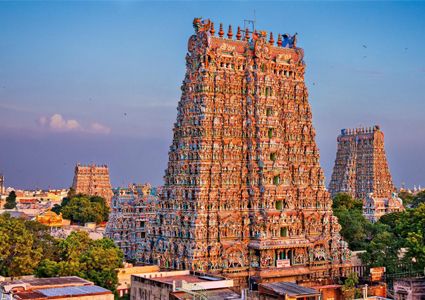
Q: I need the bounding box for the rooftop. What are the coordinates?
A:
[171,288,240,300]
[260,282,320,297]
[13,285,111,299]
[1,276,93,292]
[151,275,207,285]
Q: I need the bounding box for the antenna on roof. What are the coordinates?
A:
[243,9,256,35]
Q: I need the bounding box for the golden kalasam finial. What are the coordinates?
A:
[219,23,224,38]
[236,26,241,40]
[277,34,282,46]
[269,32,274,45]
[210,22,215,36]
[227,25,233,39]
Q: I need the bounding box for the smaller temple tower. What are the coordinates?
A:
[105,184,158,261]
[72,164,113,205]
[329,125,403,221]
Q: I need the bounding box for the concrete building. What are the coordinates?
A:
[116,264,160,298]
[394,277,425,300]
[0,276,113,300]
[130,270,235,300]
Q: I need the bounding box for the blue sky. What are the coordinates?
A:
[0,1,424,189]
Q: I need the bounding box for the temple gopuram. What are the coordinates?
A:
[150,18,351,286]
[71,163,113,205]
[105,184,158,261]
[328,126,404,222]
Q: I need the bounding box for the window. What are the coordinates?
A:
[268,128,274,138]
[280,227,288,237]
[273,175,280,185]
[275,200,283,210]
[270,152,277,162]
[266,107,273,116]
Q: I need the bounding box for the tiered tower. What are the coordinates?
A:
[328,126,403,221]
[151,18,350,285]
[71,164,113,205]
[105,184,158,261]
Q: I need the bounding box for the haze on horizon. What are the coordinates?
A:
[0,1,424,190]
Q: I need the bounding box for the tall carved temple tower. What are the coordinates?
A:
[72,164,113,205]
[151,19,350,285]
[329,126,403,221]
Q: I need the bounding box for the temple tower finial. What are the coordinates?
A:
[210,22,215,36]
[219,23,224,38]
[269,32,274,45]
[236,26,241,40]
[245,28,250,41]
[227,25,233,39]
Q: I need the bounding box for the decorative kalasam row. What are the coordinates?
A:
[193,18,298,48]
[148,18,351,284]
[71,163,113,205]
[329,125,404,222]
[105,184,159,261]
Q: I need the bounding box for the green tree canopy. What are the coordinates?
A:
[35,232,123,291]
[0,214,43,276]
[332,193,363,211]
[56,194,109,224]
[4,191,17,209]
[411,190,425,208]
[332,193,372,250]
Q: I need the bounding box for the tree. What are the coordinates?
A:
[58,194,109,224]
[398,190,414,207]
[332,193,363,211]
[0,214,43,276]
[24,220,61,261]
[395,203,425,270]
[332,193,372,250]
[341,272,359,300]
[35,259,60,277]
[411,190,425,208]
[377,212,403,234]
[35,232,123,291]
[4,191,17,209]
[361,230,402,274]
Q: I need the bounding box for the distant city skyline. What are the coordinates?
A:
[0,1,424,189]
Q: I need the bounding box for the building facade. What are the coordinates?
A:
[72,164,113,205]
[328,126,404,222]
[394,277,425,300]
[131,270,235,300]
[150,18,351,285]
[105,184,158,261]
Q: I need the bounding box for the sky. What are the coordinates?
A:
[0,1,424,189]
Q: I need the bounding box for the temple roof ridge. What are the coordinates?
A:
[340,124,381,136]
[192,17,299,49]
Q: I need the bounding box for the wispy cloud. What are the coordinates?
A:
[37,114,111,135]
[88,122,111,135]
